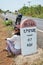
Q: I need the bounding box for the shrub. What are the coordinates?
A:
[4,20,12,26]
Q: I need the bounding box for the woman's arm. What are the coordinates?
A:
[6,35,17,42]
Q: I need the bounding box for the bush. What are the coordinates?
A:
[38,14,43,18]
[4,20,12,26]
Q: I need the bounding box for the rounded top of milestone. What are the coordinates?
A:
[20,19,36,28]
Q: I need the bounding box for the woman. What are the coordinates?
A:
[5,26,21,56]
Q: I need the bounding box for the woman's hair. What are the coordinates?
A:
[15,31,20,35]
[14,26,20,35]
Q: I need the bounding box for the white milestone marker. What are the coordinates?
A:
[20,19,37,55]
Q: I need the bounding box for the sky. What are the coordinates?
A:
[0,0,43,12]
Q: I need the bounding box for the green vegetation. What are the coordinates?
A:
[18,5,43,18]
[3,20,14,37]
[0,9,12,13]
[0,9,4,13]
[4,20,12,26]
[7,26,14,31]
[0,5,43,18]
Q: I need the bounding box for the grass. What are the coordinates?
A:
[32,14,43,18]
[3,20,14,31]
[4,20,12,26]
[2,19,14,37]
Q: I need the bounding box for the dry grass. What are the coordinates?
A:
[13,48,43,65]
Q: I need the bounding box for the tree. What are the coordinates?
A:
[0,9,4,13]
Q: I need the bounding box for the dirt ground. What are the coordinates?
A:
[0,18,43,65]
[0,18,14,65]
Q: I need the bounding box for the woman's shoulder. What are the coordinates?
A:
[12,35,20,39]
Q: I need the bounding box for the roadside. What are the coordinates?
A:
[0,17,43,65]
[0,18,14,65]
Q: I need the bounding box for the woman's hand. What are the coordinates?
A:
[5,38,7,40]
